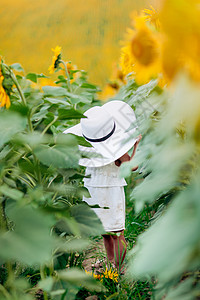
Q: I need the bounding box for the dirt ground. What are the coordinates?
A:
[82,238,106,273]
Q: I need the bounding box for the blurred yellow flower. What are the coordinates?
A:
[143,6,161,29]
[120,13,162,85]
[0,67,11,109]
[98,82,119,101]
[0,86,11,109]
[48,46,62,74]
[120,44,135,78]
[110,62,125,83]
[160,0,200,82]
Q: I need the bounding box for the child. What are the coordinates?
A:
[64,100,141,270]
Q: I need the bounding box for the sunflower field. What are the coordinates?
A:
[0,1,200,299]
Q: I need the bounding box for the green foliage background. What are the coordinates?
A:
[0,58,200,299]
[0,62,106,299]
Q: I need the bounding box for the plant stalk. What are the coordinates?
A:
[9,71,27,106]
[60,60,71,92]
[42,115,59,135]
[40,265,48,300]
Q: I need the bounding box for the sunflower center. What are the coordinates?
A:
[131,30,158,66]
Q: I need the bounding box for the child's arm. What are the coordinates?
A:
[130,134,142,160]
[115,134,142,168]
[129,134,142,171]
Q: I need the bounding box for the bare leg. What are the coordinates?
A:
[112,230,127,269]
[102,234,114,262]
[102,230,127,269]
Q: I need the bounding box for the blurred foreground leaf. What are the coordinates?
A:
[0,205,56,265]
[57,268,105,292]
[70,204,105,237]
[128,176,200,282]
[0,111,27,148]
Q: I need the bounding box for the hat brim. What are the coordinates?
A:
[63,100,138,167]
[78,135,138,167]
[63,123,82,136]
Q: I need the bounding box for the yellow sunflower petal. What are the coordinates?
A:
[120,11,162,84]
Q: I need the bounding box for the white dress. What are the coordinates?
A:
[83,162,127,232]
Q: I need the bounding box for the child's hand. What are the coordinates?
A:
[115,135,142,167]
[135,134,142,145]
[132,165,138,171]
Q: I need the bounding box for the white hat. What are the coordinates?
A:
[63,100,138,167]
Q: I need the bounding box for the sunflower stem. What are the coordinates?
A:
[4,64,34,132]
[40,265,48,300]
[8,68,27,106]
[42,115,58,135]
[60,60,72,92]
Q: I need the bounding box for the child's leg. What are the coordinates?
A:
[102,230,127,268]
[112,230,127,269]
[102,234,114,262]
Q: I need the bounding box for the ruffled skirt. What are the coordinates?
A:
[83,186,125,232]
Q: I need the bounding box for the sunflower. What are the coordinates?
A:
[99,82,119,101]
[160,0,200,82]
[48,46,62,74]
[142,5,161,30]
[120,12,162,85]
[0,65,11,109]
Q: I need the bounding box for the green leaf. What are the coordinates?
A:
[42,86,68,97]
[38,277,54,292]
[45,97,70,106]
[58,108,85,120]
[10,63,24,72]
[163,277,196,300]
[127,79,158,106]
[57,268,105,292]
[26,73,37,83]
[0,185,24,201]
[0,145,10,160]
[34,144,80,169]
[13,132,50,148]
[70,204,105,237]
[48,184,89,200]
[9,103,29,116]
[37,73,48,78]
[68,93,92,105]
[0,111,27,148]
[60,238,91,252]
[0,205,56,265]
[80,82,99,92]
[31,105,50,121]
[128,180,200,282]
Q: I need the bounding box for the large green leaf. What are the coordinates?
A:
[45,97,70,106]
[0,205,56,265]
[128,180,200,282]
[34,144,80,168]
[60,237,91,252]
[58,108,85,120]
[10,63,24,72]
[127,79,158,106]
[26,73,48,83]
[57,268,105,292]
[70,204,105,236]
[42,86,68,97]
[26,73,37,83]
[158,277,198,300]
[0,185,24,201]
[0,111,27,148]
